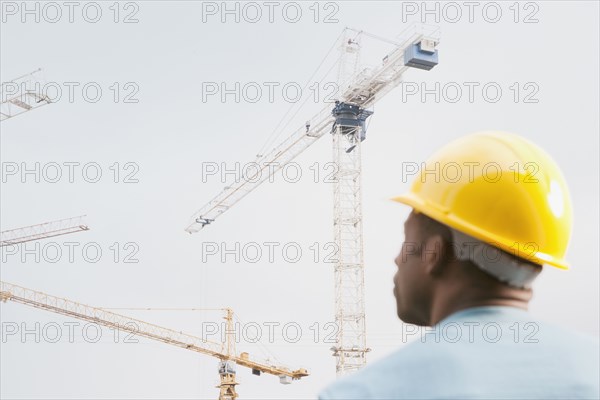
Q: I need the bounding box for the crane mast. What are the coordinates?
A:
[329,32,368,374]
[0,281,308,400]
[185,25,440,376]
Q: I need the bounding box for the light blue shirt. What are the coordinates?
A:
[319,306,599,399]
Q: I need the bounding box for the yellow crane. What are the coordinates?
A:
[0,281,308,399]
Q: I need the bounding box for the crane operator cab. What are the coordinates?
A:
[331,101,374,153]
[218,360,237,375]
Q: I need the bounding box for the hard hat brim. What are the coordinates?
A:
[391,193,570,270]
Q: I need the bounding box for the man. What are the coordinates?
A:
[319,131,599,399]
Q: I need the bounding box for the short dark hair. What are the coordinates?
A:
[413,211,452,243]
[413,210,543,274]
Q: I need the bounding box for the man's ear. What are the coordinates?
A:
[422,234,448,276]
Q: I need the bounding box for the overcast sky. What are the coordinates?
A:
[1,1,598,399]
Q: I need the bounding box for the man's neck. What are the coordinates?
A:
[428,281,532,326]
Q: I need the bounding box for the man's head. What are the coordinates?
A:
[393,210,541,326]
[391,131,572,325]
[393,211,449,325]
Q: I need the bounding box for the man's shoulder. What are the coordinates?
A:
[318,340,452,399]
[318,315,599,400]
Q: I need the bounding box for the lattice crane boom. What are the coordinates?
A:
[0,281,308,399]
[1,68,52,122]
[185,103,334,232]
[185,26,439,233]
[0,215,89,247]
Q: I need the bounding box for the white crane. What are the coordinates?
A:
[1,68,51,122]
[0,215,89,247]
[185,25,440,376]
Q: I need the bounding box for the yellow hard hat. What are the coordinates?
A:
[393,131,573,269]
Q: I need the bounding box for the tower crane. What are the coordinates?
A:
[0,280,308,400]
[1,68,51,122]
[185,25,439,375]
[0,215,89,247]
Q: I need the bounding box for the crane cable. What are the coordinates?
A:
[102,307,283,365]
[255,29,346,158]
[233,313,282,367]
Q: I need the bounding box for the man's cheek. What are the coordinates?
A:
[402,242,420,263]
[395,269,408,291]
